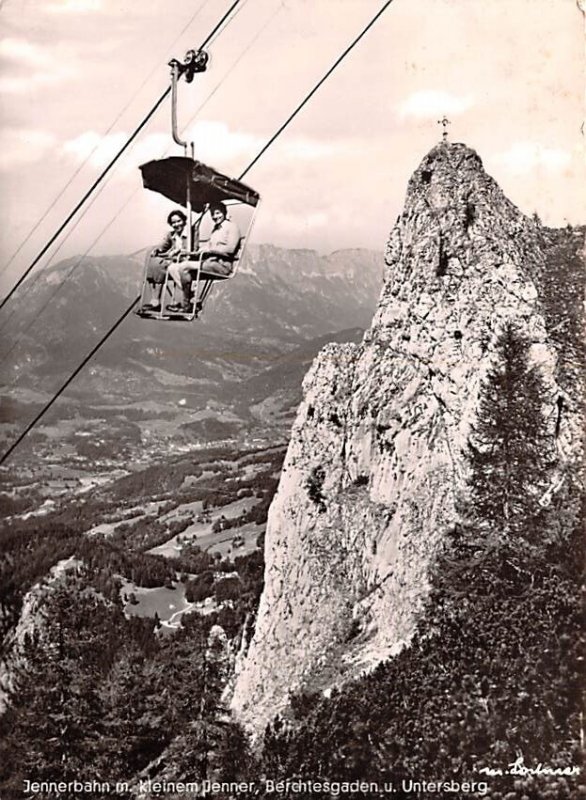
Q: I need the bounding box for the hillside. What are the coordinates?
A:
[0,245,381,467]
[0,144,583,800]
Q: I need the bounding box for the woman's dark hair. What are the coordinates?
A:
[167,209,187,225]
[208,202,227,217]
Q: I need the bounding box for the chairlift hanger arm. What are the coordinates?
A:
[169,49,209,151]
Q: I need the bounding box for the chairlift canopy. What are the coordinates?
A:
[139,156,259,211]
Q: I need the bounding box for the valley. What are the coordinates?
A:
[0,244,381,509]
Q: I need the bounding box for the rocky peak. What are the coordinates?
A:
[230,142,582,735]
[383,141,543,315]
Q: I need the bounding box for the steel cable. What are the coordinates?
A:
[0,0,212,281]
[0,0,279,361]
[0,0,241,314]
[0,0,395,465]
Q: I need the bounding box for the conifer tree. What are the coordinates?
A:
[465,322,555,546]
[456,323,555,576]
[2,593,108,791]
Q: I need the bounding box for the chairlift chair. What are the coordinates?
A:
[137,156,260,321]
[135,50,260,322]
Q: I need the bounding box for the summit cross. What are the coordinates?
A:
[438,116,451,141]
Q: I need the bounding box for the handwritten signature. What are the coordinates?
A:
[477,756,580,778]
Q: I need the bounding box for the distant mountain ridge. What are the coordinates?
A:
[0,245,382,452]
[3,243,381,372]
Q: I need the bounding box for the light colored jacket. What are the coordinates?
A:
[153,230,187,258]
[205,218,241,260]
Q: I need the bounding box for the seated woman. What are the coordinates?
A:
[167,202,241,312]
[142,209,189,311]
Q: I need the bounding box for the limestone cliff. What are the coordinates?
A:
[231,142,583,734]
[0,556,81,712]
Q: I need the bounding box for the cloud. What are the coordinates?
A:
[255,208,332,248]
[0,128,57,170]
[60,125,353,192]
[45,0,101,12]
[62,131,131,168]
[279,138,353,161]
[130,134,177,168]
[0,37,52,68]
[56,123,258,181]
[185,121,263,165]
[184,122,353,168]
[493,141,572,174]
[0,37,74,93]
[60,123,358,191]
[398,90,474,120]
[61,130,171,171]
[277,210,329,233]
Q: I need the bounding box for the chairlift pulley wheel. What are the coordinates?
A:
[168,49,209,84]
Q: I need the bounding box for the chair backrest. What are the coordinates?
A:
[230,236,244,274]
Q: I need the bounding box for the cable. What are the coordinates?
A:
[0,0,282,354]
[0,0,277,355]
[182,1,283,133]
[0,295,140,466]
[0,92,169,315]
[239,0,394,181]
[0,0,212,282]
[0,0,241,315]
[201,0,241,48]
[0,183,139,368]
[205,0,251,47]
[0,0,394,465]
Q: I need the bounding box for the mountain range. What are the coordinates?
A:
[0,245,383,457]
[1,142,584,798]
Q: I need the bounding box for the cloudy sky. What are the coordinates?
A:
[0,0,583,291]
